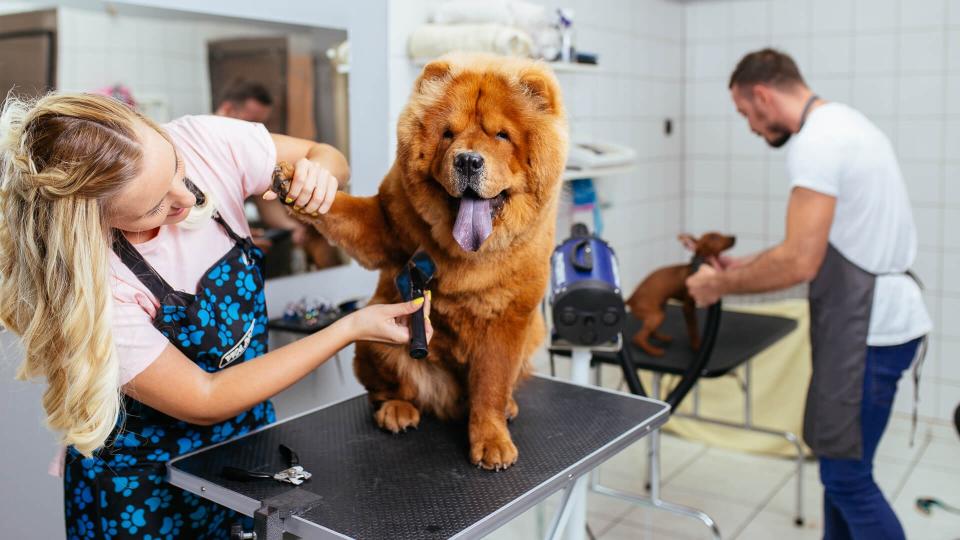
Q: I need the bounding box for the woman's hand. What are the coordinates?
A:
[344,294,434,345]
[263,157,338,217]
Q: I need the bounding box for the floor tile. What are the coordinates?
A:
[892,464,960,540]
[735,508,824,540]
[664,446,795,508]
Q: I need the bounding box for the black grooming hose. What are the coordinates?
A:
[665,299,722,409]
[616,257,724,409]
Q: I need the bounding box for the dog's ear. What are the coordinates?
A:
[519,69,560,114]
[678,233,698,252]
[416,60,451,94]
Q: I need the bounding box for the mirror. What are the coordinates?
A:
[0,2,351,278]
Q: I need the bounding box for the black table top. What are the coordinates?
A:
[167,376,668,539]
[555,304,798,377]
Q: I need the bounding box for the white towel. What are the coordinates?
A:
[408,24,534,59]
[431,0,514,26]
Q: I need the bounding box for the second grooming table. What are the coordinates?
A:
[167,375,669,539]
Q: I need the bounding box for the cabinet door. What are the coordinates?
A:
[0,31,54,104]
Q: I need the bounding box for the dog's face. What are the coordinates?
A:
[679,232,737,257]
[396,54,568,255]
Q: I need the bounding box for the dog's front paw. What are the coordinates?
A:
[470,432,518,471]
[374,400,420,433]
[505,397,519,422]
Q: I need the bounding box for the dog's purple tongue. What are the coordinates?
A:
[452,195,493,252]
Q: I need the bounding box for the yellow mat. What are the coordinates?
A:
[641,299,813,458]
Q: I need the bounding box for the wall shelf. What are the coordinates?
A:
[411,57,599,73]
[563,163,637,181]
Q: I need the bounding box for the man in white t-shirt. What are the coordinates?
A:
[687,49,930,540]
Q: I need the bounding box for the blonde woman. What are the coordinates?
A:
[0,93,431,539]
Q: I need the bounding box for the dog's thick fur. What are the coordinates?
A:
[626,233,735,357]
[299,53,567,470]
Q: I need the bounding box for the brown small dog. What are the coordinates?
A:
[625,232,736,357]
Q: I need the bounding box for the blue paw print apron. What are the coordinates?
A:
[63,212,275,540]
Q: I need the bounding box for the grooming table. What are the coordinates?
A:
[167,376,669,539]
[554,304,803,534]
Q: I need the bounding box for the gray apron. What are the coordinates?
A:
[803,244,876,459]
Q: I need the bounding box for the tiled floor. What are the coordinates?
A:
[488,353,960,539]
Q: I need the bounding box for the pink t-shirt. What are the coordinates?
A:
[110,115,276,385]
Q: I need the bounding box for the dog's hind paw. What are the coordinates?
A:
[375,400,421,433]
[470,435,518,471]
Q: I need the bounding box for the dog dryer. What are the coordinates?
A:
[550,223,625,348]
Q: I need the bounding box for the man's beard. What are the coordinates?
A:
[765,123,792,148]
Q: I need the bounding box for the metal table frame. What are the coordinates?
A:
[166,375,669,540]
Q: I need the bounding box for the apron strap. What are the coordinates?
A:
[112,231,177,300]
[910,335,929,447]
[112,213,252,301]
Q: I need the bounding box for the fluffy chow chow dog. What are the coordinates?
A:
[295,53,567,470]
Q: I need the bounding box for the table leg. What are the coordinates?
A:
[560,348,594,540]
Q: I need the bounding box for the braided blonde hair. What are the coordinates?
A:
[0,92,162,456]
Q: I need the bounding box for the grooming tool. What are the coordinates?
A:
[395,252,436,359]
[220,444,312,486]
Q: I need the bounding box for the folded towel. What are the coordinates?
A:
[431,0,513,26]
[408,24,534,59]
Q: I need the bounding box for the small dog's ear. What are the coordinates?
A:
[416,60,451,94]
[678,233,698,252]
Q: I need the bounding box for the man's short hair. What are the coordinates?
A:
[728,48,806,91]
[219,80,273,107]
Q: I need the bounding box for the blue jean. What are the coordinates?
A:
[818,338,921,540]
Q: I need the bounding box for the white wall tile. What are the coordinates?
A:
[688,158,729,194]
[855,0,900,32]
[810,35,853,76]
[943,253,960,295]
[766,157,791,198]
[854,34,898,75]
[729,116,767,157]
[765,197,787,240]
[687,195,728,234]
[945,208,960,249]
[899,0,948,29]
[951,0,960,25]
[852,75,898,116]
[728,0,770,39]
[914,248,943,291]
[915,205,944,249]
[770,0,811,37]
[810,77,853,105]
[945,119,960,162]
[686,1,730,42]
[898,119,945,161]
[902,161,945,205]
[689,80,733,118]
[899,75,946,116]
[728,197,766,236]
[941,338,960,384]
[812,0,854,34]
[688,119,730,158]
[946,164,960,207]
[948,30,960,72]
[729,159,767,196]
[688,41,732,81]
[942,295,960,338]
[900,30,946,73]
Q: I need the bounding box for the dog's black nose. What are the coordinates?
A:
[454,151,484,177]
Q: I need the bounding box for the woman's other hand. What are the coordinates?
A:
[344,293,434,345]
[262,157,338,217]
